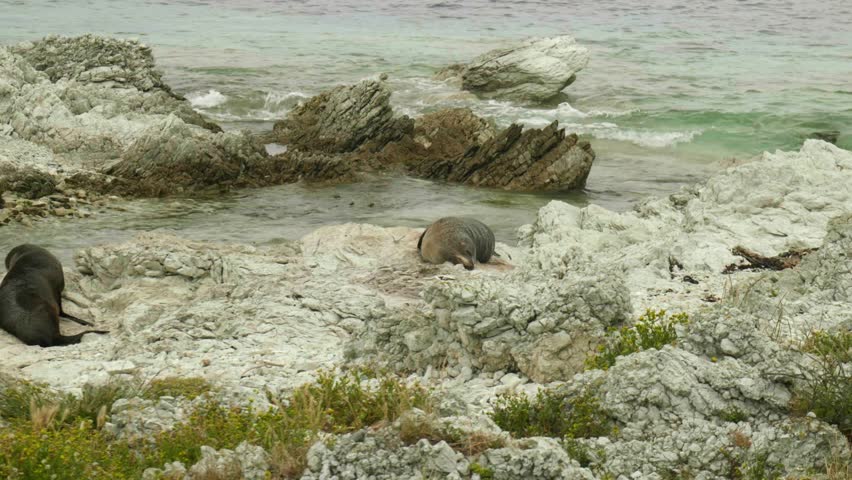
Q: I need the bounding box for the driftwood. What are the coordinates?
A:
[723,246,817,273]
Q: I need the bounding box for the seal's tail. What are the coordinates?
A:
[55,330,110,346]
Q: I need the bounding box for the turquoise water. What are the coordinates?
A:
[1,0,850,256]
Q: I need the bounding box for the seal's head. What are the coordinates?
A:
[5,244,33,270]
[4,244,54,271]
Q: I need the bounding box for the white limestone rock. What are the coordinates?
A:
[457,35,591,103]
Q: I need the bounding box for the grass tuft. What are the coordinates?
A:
[585,309,689,371]
[790,329,852,441]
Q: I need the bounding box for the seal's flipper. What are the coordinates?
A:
[417,227,428,253]
[454,254,475,270]
[54,330,109,346]
[60,312,94,327]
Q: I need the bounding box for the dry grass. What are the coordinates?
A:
[730,430,752,449]
[29,399,60,431]
[398,412,505,457]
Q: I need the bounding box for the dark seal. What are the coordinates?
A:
[417,217,495,270]
[0,244,107,346]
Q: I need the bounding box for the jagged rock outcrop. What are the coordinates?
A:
[346,259,630,383]
[0,35,272,200]
[411,120,595,191]
[268,85,595,191]
[272,79,413,154]
[10,34,221,132]
[367,107,496,170]
[244,149,361,186]
[302,426,596,480]
[438,36,591,103]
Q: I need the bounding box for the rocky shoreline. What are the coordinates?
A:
[0,139,849,479]
[0,34,850,480]
[1,35,595,227]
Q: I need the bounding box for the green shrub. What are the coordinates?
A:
[490,387,612,439]
[470,462,494,479]
[0,421,142,480]
[398,412,505,457]
[0,376,138,428]
[563,437,593,467]
[720,447,783,480]
[716,406,749,423]
[586,309,689,371]
[791,330,852,440]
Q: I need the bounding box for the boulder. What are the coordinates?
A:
[456,36,590,103]
[272,79,413,154]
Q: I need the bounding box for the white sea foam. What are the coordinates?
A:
[187,89,228,108]
[561,122,701,148]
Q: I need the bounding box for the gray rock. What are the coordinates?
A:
[457,36,591,103]
[187,442,269,480]
[272,79,413,154]
[106,115,266,196]
[0,35,278,200]
[348,256,630,382]
[438,121,594,191]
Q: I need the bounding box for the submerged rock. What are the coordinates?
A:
[439,35,591,103]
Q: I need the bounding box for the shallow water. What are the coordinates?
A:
[0,0,849,256]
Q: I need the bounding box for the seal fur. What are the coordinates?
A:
[418,217,495,270]
[0,244,108,346]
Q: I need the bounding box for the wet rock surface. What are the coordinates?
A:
[271,79,413,154]
[412,120,594,191]
[267,84,596,191]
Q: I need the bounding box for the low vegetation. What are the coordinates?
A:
[585,309,689,371]
[790,329,852,441]
[0,369,434,479]
[490,386,612,440]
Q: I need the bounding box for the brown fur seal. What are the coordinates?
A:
[418,217,495,270]
[0,244,108,347]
